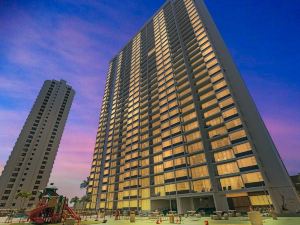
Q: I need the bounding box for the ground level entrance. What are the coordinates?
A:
[151,196,215,214]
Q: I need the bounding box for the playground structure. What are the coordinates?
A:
[27,184,80,224]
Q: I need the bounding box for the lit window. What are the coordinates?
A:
[217,162,239,175]
[214,149,235,162]
[220,176,244,190]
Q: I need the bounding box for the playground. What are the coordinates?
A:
[0,216,300,225]
[0,185,299,225]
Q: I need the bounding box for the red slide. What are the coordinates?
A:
[28,204,47,224]
[65,205,81,221]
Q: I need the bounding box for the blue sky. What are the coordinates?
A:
[0,0,299,198]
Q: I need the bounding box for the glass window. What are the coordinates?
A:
[222,107,238,119]
[202,98,217,109]
[208,126,227,138]
[184,121,199,132]
[189,153,206,165]
[186,131,201,142]
[173,146,185,155]
[206,116,223,127]
[225,118,242,130]
[233,142,252,154]
[217,162,239,175]
[192,179,211,192]
[187,142,203,154]
[182,103,195,113]
[174,157,186,166]
[164,171,175,180]
[163,149,172,158]
[176,182,190,191]
[237,156,257,168]
[210,72,223,83]
[216,88,230,100]
[229,129,247,141]
[154,154,163,163]
[220,176,244,190]
[211,137,230,150]
[154,164,163,173]
[165,184,176,193]
[155,186,165,196]
[204,107,221,118]
[183,111,197,122]
[200,90,214,100]
[242,172,263,184]
[219,97,234,109]
[190,165,208,178]
[249,195,272,206]
[164,160,173,169]
[214,149,235,162]
[175,169,188,178]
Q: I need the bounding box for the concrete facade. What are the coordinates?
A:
[0,80,74,209]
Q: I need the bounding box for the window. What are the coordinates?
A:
[202,98,217,109]
[189,153,206,165]
[216,88,230,99]
[190,166,208,178]
[187,142,203,154]
[211,137,230,150]
[237,156,257,168]
[186,131,201,142]
[214,149,235,162]
[220,176,244,190]
[206,116,223,127]
[154,164,163,173]
[219,97,234,109]
[173,146,185,155]
[249,195,272,206]
[165,184,176,193]
[174,157,186,167]
[182,103,195,113]
[154,175,164,185]
[217,162,239,175]
[164,160,173,169]
[164,171,175,180]
[233,142,252,154]
[184,121,198,132]
[175,169,188,178]
[208,126,227,138]
[242,172,263,184]
[229,130,247,141]
[204,107,220,118]
[222,107,238,119]
[176,182,190,191]
[192,179,211,192]
[225,118,242,130]
[183,111,197,122]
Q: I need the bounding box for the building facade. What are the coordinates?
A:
[87,0,300,214]
[291,174,300,197]
[0,80,74,209]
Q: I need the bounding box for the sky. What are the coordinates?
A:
[0,0,299,198]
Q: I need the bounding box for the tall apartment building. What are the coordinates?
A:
[0,80,74,209]
[87,0,300,214]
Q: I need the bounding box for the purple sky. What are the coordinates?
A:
[0,0,299,198]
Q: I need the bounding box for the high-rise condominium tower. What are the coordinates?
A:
[0,80,74,209]
[87,0,300,214]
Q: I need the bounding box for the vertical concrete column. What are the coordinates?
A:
[213,193,229,211]
[176,198,183,214]
[177,198,195,214]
